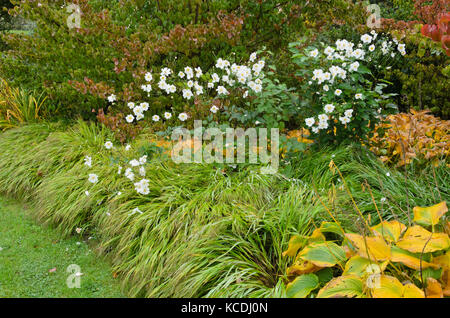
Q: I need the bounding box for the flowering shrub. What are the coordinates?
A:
[0,0,370,120]
[103,52,275,131]
[290,31,406,145]
[369,110,450,167]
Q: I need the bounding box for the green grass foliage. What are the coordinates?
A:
[0,122,448,297]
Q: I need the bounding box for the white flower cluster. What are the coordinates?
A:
[107,52,266,124]
[122,155,147,182]
[305,31,407,134]
[84,155,92,168]
[134,178,149,195]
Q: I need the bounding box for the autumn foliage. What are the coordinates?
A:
[284,195,450,298]
[369,110,450,167]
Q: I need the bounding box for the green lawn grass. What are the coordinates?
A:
[0,197,124,298]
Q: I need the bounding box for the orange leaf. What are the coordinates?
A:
[425,278,443,298]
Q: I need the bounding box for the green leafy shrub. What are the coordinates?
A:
[0,0,367,121]
[375,0,450,118]
[376,0,416,22]
[381,49,450,118]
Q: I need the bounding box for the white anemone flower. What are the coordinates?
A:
[318,114,329,122]
[182,89,193,100]
[88,174,98,184]
[84,156,92,167]
[104,141,113,149]
[216,86,228,95]
[107,94,116,103]
[144,72,153,82]
[178,113,188,121]
[324,104,335,113]
[318,121,329,130]
[126,114,134,123]
[360,34,372,44]
[344,109,354,118]
[309,49,319,58]
[339,116,351,124]
[305,117,315,127]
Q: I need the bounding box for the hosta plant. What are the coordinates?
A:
[283,200,450,298]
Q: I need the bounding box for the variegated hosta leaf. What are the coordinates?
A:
[391,246,440,270]
[287,259,322,276]
[286,274,319,298]
[282,229,326,257]
[297,242,347,268]
[413,201,448,227]
[371,220,406,243]
[345,233,391,261]
[396,225,450,253]
[317,275,364,298]
[371,275,424,298]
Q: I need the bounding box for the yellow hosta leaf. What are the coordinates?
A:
[391,246,440,270]
[371,275,425,298]
[343,256,372,277]
[287,259,322,276]
[282,235,305,257]
[342,245,356,259]
[283,229,326,258]
[402,283,426,298]
[297,242,347,268]
[317,275,364,298]
[396,225,450,253]
[432,251,450,296]
[371,275,404,298]
[343,256,386,277]
[413,201,448,227]
[432,251,450,269]
[309,228,326,242]
[345,233,391,261]
[425,278,443,298]
[371,220,406,243]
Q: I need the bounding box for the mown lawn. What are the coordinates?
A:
[0,197,124,298]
